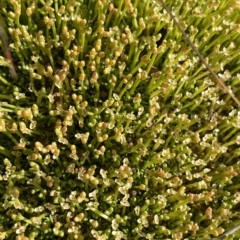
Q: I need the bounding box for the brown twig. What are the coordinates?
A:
[0,18,17,79]
[217,222,240,240]
[159,0,240,108]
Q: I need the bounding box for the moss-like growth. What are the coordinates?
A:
[0,0,240,239]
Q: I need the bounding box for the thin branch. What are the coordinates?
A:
[0,18,17,80]
[159,0,240,108]
[217,223,240,240]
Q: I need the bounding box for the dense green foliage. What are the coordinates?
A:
[0,0,240,239]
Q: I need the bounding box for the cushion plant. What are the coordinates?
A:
[0,0,240,239]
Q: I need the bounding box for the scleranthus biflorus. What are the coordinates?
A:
[0,0,240,239]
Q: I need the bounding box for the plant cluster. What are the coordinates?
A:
[0,0,240,239]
